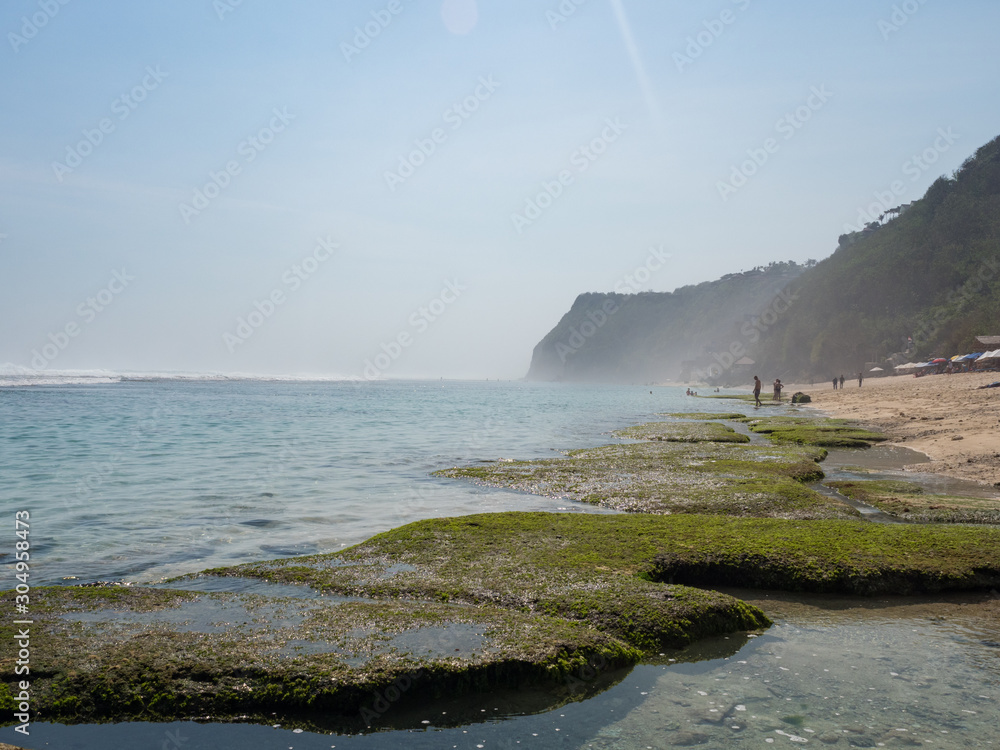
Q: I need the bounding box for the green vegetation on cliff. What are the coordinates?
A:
[527,133,1000,383]
[526,261,808,383]
[755,134,1000,378]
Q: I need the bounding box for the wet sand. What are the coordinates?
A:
[787,371,1000,487]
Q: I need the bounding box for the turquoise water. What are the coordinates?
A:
[1,379,692,585]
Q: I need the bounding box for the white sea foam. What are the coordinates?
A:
[0,364,358,387]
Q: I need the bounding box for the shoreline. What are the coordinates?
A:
[6,390,1000,735]
[781,372,1000,487]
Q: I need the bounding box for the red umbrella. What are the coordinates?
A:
[931,358,947,363]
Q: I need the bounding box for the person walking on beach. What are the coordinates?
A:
[839,374,845,389]
[858,371,863,387]
[752,376,762,407]
[832,376,838,390]
[773,378,783,402]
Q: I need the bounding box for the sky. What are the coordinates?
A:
[1,0,998,380]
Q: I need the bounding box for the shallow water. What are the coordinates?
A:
[824,444,1000,502]
[6,593,998,749]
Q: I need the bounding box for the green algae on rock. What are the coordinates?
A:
[613,421,749,443]
[662,412,747,421]
[217,510,1000,612]
[642,514,1000,595]
[435,440,854,519]
[826,479,1000,524]
[740,415,888,448]
[213,512,771,654]
[0,585,641,732]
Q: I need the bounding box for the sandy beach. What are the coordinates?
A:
[786,371,1000,487]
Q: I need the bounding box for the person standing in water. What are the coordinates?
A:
[773,378,783,401]
[752,375,762,407]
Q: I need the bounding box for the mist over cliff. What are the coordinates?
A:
[527,134,1000,385]
[526,261,808,383]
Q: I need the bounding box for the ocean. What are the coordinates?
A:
[2,377,998,749]
[1,377,678,587]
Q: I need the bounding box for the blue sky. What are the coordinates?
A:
[2,0,998,379]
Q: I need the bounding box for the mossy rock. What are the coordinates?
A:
[218,510,1000,607]
[742,416,887,448]
[0,585,645,732]
[827,479,1000,524]
[662,412,746,421]
[642,514,1000,594]
[790,392,811,404]
[213,515,771,654]
[435,440,853,519]
[613,421,749,443]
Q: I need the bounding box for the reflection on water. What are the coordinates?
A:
[824,444,1000,501]
[8,593,999,749]
[588,592,1000,748]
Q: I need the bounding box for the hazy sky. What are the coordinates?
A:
[2,0,998,379]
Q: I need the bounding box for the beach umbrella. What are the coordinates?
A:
[931,358,947,363]
[950,354,965,361]
[869,366,884,371]
[963,352,984,360]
